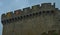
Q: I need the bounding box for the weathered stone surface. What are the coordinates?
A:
[2,3,60,35]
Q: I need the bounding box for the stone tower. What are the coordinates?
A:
[1,3,60,35]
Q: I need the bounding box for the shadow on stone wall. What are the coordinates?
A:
[41,30,60,35]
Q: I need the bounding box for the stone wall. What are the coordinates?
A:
[1,3,60,35]
[2,14,56,35]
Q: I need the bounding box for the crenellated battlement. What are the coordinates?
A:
[1,3,57,25]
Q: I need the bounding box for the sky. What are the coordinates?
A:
[0,0,60,35]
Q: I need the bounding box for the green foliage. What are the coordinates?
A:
[53,33,58,35]
[41,32,47,35]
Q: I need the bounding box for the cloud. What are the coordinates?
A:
[0,2,3,7]
[0,0,30,14]
[0,12,3,35]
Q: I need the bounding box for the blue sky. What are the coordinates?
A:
[0,0,60,35]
